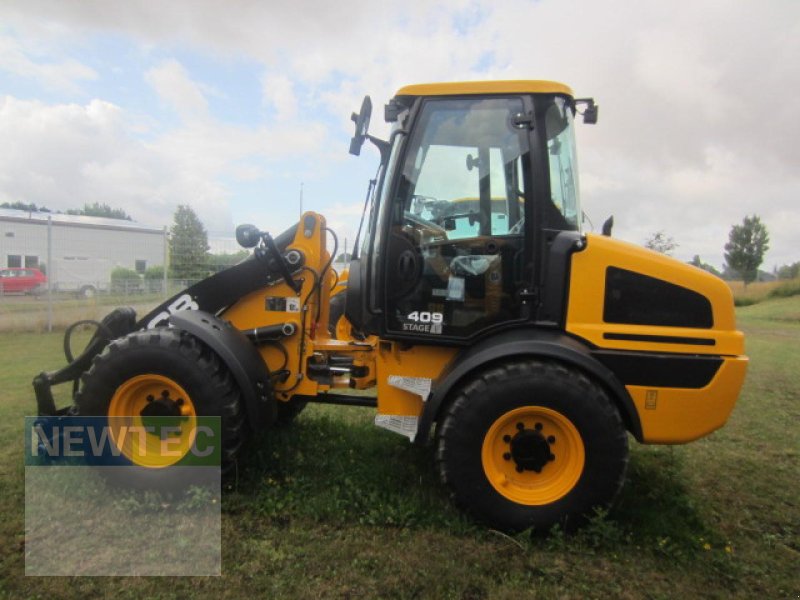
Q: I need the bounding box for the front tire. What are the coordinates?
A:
[76,328,247,485]
[436,360,628,532]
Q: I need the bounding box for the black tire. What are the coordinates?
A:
[76,328,247,487]
[328,292,346,338]
[436,359,628,533]
[274,398,308,426]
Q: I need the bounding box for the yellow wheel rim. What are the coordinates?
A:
[108,374,197,468]
[481,406,585,505]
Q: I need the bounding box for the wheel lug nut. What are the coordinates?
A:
[547,435,556,444]
[176,398,184,406]
[503,453,511,461]
[534,422,543,431]
[515,465,524,473]
[503,435,511,443]
[161,390,169,398]
[516,422,525,431]
[146,395,154,402]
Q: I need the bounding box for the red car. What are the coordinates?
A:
[0,267,47,295]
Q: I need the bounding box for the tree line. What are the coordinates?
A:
[646,215,785,287]
[6,199,789,287]
[1,201,133,220]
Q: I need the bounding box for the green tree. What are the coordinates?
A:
[644,231,677,255]
[1,201,48,212]
[169,205,210,280]
[689,255,721,277]
[724,215,770,287]
[208,250,249,273]
[776,261,800,280]
[67,202,132,220]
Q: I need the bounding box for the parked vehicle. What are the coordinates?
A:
[51,257,111,297]
[35,80,748,533]
[0,267,47,295]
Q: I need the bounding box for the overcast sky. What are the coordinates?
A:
[0,0,797,268]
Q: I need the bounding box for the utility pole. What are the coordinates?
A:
[46,215,53,332]
[299,182,304,217]
[163,226,169,298]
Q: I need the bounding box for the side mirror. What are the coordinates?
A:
[575,98,599,125]
[236,224,262,248]
[349,95,373,156]
[602,216,614,237]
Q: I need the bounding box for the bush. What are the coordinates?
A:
[111,267,140,281]
[768,279,800,299]
[734,296,759,307]
[143,265,166,293]
[111,267,143,294]
[144,265,165,280]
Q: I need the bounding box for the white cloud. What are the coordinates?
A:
[261,73,297,121]
[145,59,209,120]
[0,33,97,94]
[0,95,229,230]
[0,0,798,267]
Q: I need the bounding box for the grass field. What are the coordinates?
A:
[728,278,800,306]
[0,293,164,333]
[0,299,798,598]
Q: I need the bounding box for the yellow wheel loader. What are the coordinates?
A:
[34,80,747,532]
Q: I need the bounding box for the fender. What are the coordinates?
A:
[416,328,642,444]
[169,310,276,429]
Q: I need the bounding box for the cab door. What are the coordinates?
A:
[383,96,533,340]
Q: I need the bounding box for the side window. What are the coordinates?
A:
[543,97,580,230]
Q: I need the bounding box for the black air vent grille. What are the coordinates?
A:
[604,267,713,329]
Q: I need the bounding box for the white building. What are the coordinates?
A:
[0,208,166,293]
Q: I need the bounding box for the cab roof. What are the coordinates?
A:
[394,80,574,98]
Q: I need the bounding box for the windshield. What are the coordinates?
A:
[543,96,581,231]
[396,97,528,241]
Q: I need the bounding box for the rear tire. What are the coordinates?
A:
[76,328,247,486]
[436,359,628,533]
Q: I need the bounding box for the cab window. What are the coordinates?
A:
[385,97,530,338]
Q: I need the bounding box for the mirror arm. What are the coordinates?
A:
[368,135,391,163]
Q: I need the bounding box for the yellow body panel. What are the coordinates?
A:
[375,343,457,416]
[222,213,337,400]
[566,233,748,443]
[567,234,743,356]
[395,80,574,98]
[629,357,748,443]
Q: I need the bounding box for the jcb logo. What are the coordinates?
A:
[147,294,199,329]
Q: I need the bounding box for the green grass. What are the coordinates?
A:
[1,300,798,597]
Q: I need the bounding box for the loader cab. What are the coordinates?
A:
[347,81,588,343]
